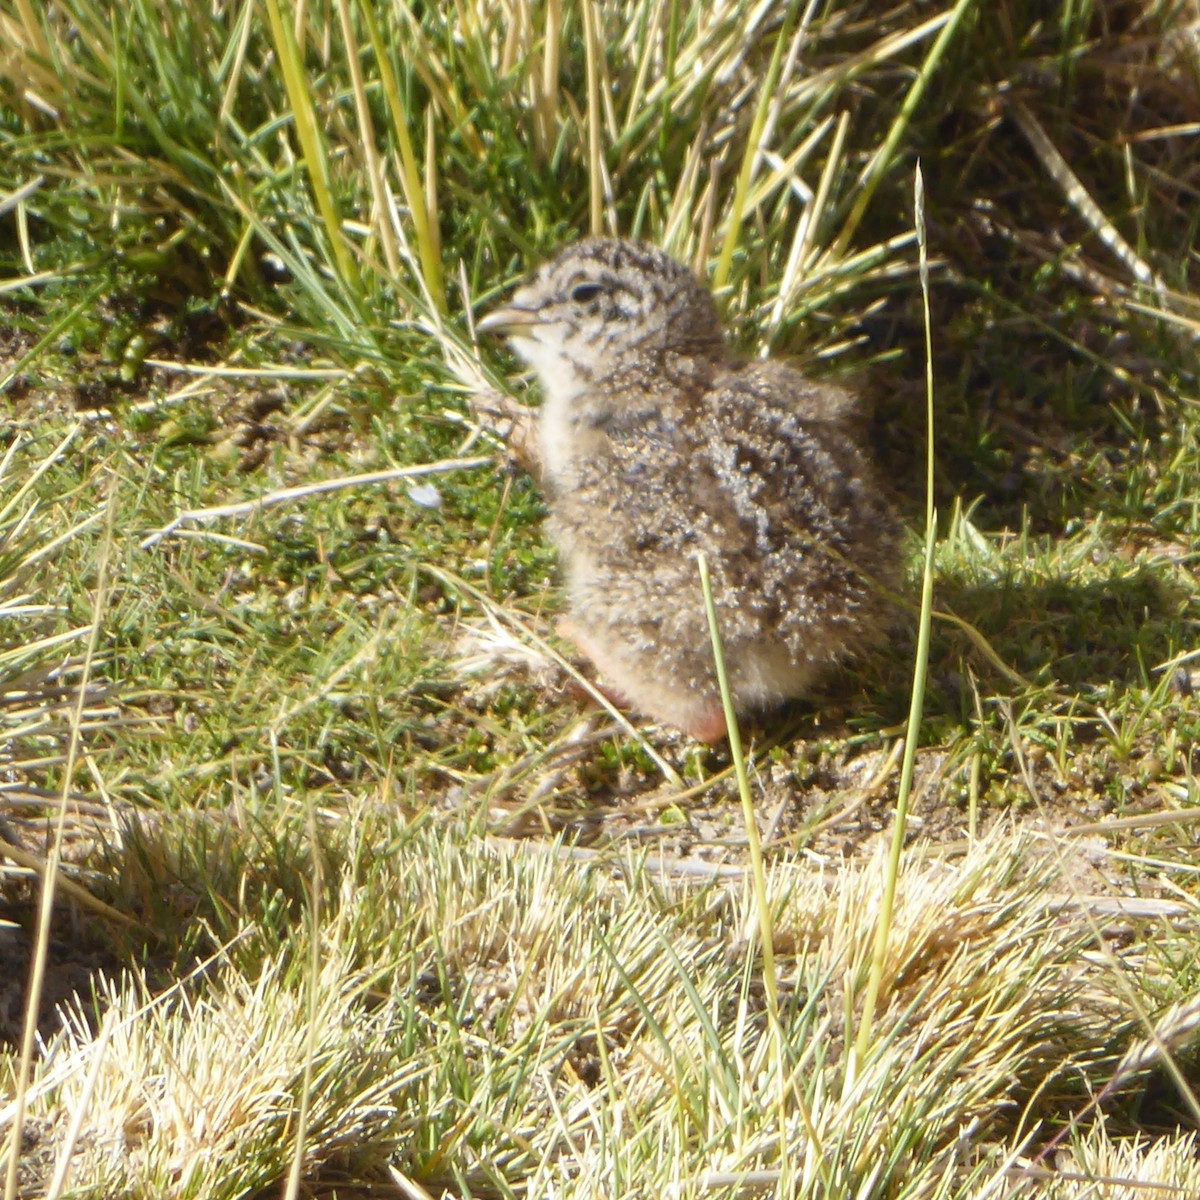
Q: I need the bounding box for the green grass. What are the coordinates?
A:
[2,0,1200,1196]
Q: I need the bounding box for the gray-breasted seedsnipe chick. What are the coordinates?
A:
[478,237,900,742]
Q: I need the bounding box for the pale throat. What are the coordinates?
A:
[509,332,593,484]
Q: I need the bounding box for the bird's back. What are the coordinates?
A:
[550,359,898,670]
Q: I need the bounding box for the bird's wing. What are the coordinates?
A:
[689,362,899,635]
[697,366,872,543]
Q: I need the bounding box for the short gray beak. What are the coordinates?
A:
[477,305,541,336]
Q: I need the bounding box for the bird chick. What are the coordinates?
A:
[478,237,900,742]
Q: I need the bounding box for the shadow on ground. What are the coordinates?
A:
[814,561,1190,737]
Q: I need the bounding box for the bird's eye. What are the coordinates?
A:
[569,282,604,304]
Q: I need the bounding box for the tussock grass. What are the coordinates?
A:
[35,948,414,1197]
[1,0,1199,1195]
[9,816,1156,1199]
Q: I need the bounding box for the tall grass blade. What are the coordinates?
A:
[853,163,937,1070]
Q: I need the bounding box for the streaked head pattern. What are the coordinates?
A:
[478,238,725,405]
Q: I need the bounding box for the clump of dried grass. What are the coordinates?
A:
[23,948,413,1197]
[16,813,1153,1198]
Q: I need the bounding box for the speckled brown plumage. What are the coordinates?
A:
[478,237,901,741]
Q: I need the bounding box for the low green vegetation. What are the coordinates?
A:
[1,1,1198,1196]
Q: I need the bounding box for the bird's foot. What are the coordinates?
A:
[469,388,542,480]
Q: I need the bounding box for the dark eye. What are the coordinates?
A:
[570,282,604,304]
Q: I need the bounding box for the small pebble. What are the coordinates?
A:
[407,481,442,509]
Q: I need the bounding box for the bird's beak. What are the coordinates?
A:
[477,305,541,336]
